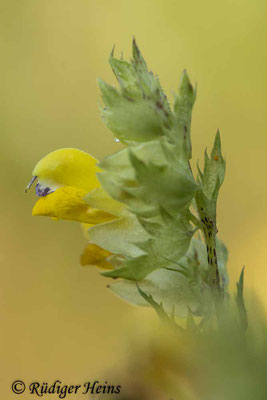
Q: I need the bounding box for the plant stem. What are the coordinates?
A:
[196,206,221,292]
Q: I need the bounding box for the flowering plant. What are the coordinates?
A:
[26,40,245,330]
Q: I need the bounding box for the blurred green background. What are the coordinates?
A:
[1,0,266,395]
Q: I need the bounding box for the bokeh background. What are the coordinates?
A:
[1,0,266,397]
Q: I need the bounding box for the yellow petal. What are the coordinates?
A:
[32,186,116,224]
[33,148,101,192]
[80,243,113,269]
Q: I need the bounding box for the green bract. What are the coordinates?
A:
[98,140,197,217]
[109,237,228,317]
[98,40,171,144]
[196,130,226,221]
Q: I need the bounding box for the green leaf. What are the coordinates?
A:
[109,267,202,317]
[216,238,229,288]
[132,39,171,112]
[198,130,226,201]
[172,70,196,159]
[109,52,141,99]
[99,79,166,143]
[107,237,227,317]
[128,150,197,215]
[167,237,228,288]
[98,140,197,217]
[102,213,194,280]
[195,130,226,226]
[98,40,172,144]
[235,267,248,330]
[88,214,149,258]
[137,285,173,323]
[98,78,121,107]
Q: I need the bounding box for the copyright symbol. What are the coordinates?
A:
[11,380,25,394]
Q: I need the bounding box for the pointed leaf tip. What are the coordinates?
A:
[179,70,195,97]
[110,44,115,58]
[98,78,120,107]
[236,266,247,330]
[213,129,222,150]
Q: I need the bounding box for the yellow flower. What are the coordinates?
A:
[26,148,121,223]
[26,148,124,267]
[80,243,113,269]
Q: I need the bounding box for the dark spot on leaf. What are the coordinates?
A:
[156,101,163,110]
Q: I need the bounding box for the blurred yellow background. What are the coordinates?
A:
[1,0,266,396]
